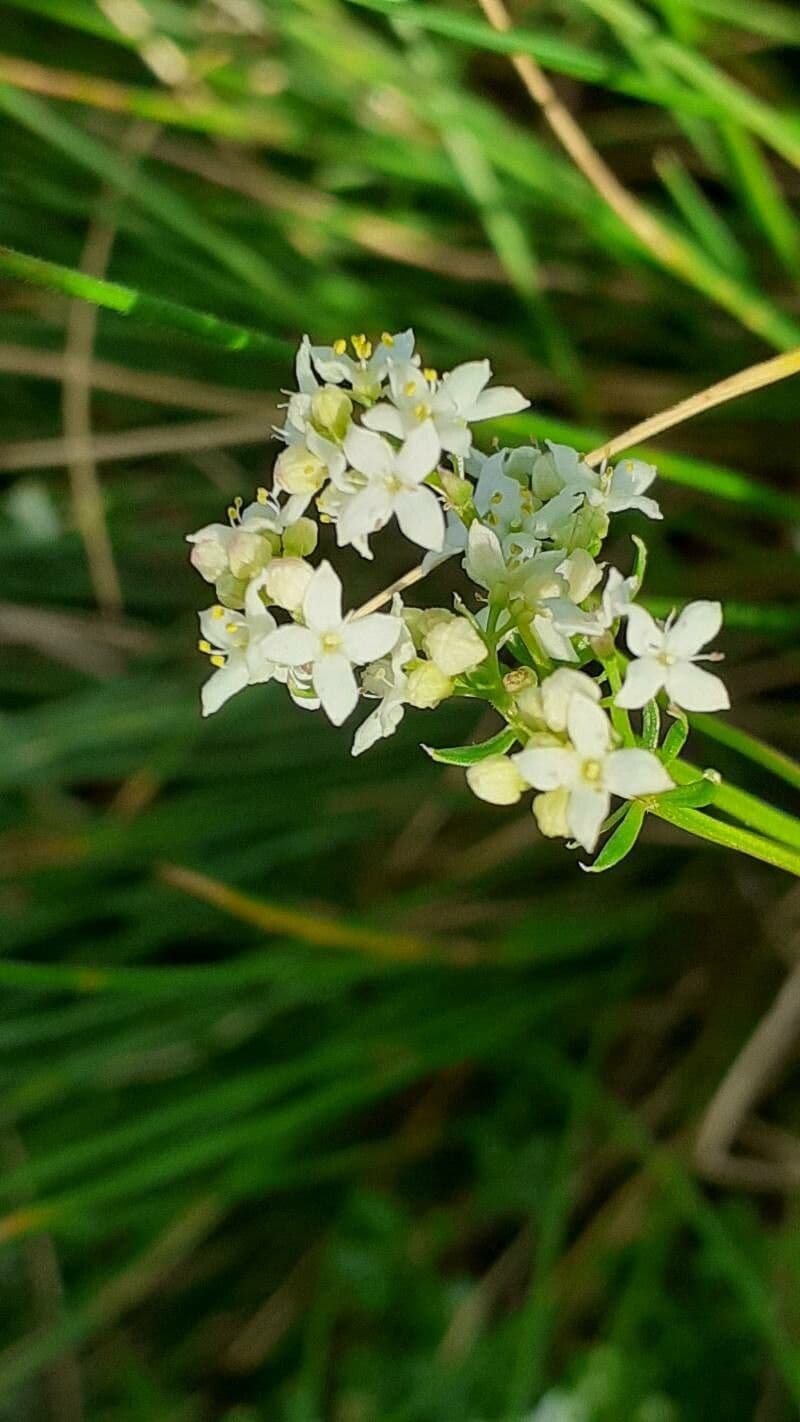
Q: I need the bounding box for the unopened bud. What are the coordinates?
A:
[440,470,475,518]
[466,755,525,806]
[405,661,453,709]
[310,386,352,442]
[424,617,487,677]
[516,683,545,728]
[503,666,536,697]
[282,516,318,558]
[228,529,269,580]
[274,444,327,496]
[190,534,229,582]
[540,668,601,733]
[263,557,313,613]
[532,787,570,839]
[214,572,248,610]
[403,607,452,649]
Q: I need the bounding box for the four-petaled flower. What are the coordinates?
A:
[514,695,673,852]
[263,562,402,725]
[616,601,729,711]
[363,359,529,459]
[338,421,445,553]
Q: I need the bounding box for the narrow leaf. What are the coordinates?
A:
[424,727,518,766]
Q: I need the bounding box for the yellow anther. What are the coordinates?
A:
[333,338,347,355]
[198,639,212,653]
[225,622,239,635]
[257,486,269,504]
[490,491,503,505]
[423,367,438,382]
[351,333,372,361]
[381,331,394,346]
[210,654,226,668]
[403,380,417,397]
[211,605,225,619]
[413,403,430,421]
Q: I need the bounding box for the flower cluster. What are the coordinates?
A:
[187,332,731,867]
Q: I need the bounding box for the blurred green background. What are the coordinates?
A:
[1,0,800,1418]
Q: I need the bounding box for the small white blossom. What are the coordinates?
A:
[616,601,729,711]
[197,583,280,717]
[352,599,415,756]
[598,564,638,627]
[514,696,672,852]
[306,330,416,401]
[262,561,402,725]
[363,359,528,458]
[337,421,445,553]
[542,442,661,521]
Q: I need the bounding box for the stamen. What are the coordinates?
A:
[210,654,226,668]
[351,333,372,361]
[413,403,430,421]
[257,486,269,504]
[423,367,438,382]
[333,338,347,355]
[211,606,225,619]
[403,381,418,397]
[381,331,394,346]
[198,639,212,653]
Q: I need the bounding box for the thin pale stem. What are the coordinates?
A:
[585,347,800,467]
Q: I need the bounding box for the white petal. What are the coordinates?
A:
[540,668,600,733]
[465,520,506,589]
[361,402,406,439]
[262,623,316,666]
[303,559,342,633]
[395,419,441,483]
[567,696,612,759]
[352,699,405,756]
[342,614,401,665]
[469,385,529,420]
[201,659,249,716]
[199,607,245,649]
[567,786,609,853]
[442,359,491,412]
[625,604,664,659]
[665,661,730,712]
[665,600,723,658]
[343,424,394,480]
[436,420,473,457]
[615,657,665,709]
[337,485,392,546]
[606,493,662,520]
[513,746,579,791]
[313,652,359,725]
[395,486,445,551]
[295,335,318,395]
[604,749,673,798]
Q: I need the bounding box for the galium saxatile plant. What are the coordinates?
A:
[187,332,800,876]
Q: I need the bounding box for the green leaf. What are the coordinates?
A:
[583,803,646,872]
[423,727,518,766]
[642,699,661,750]
[661,711,690,762]
[648,772,721,809]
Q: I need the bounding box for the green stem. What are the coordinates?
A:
[600,651,635,746]
[673,761,800,850]
[0,244,289,357]
[647,802,800,876]
[689,714,800,792]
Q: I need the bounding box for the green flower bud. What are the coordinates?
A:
[214,571,248,610]
[529,449,562,502]
[466,755,526,806]
[552,503,608,554]
[310,386,353,442]
[405,660,453,709]
[282,516,318,558]
[440,470,475,520]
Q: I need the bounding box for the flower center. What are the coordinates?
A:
[658,651,676,666]
[414,402,431,421]
[581,758,603,784]
[321,632,342,654]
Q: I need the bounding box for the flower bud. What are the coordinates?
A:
[282,516,318,558]
[540,668,601,733]
[405,660,453,709]
[559,547,601,603]
[310,386,352,442]
[516,683,545,728]
[505,447,537,484]
[263,557,313,613]
[214,572,248,609]
[424,617,487,677]
[228,529,269,580]
[403,607,452,650]
[466,755,525,806]
[275,444,327,496]
[440,470,475,519]
[503,666,536,697]
[189,530,229,582]
[552,503,608,554]
[532,787,570,839]
[529,449,562,502]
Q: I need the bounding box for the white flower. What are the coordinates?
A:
[262,561,402,725]
[471,448,580,562]
[306,330,416,401]
[514,696,672,852]
[197,584,279,717]
[337,421,445,553]
[352,599,415,756]
[543,442,661,521]
[616,601,729,712]
[598,564,638,628]
[363,359,528,458]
